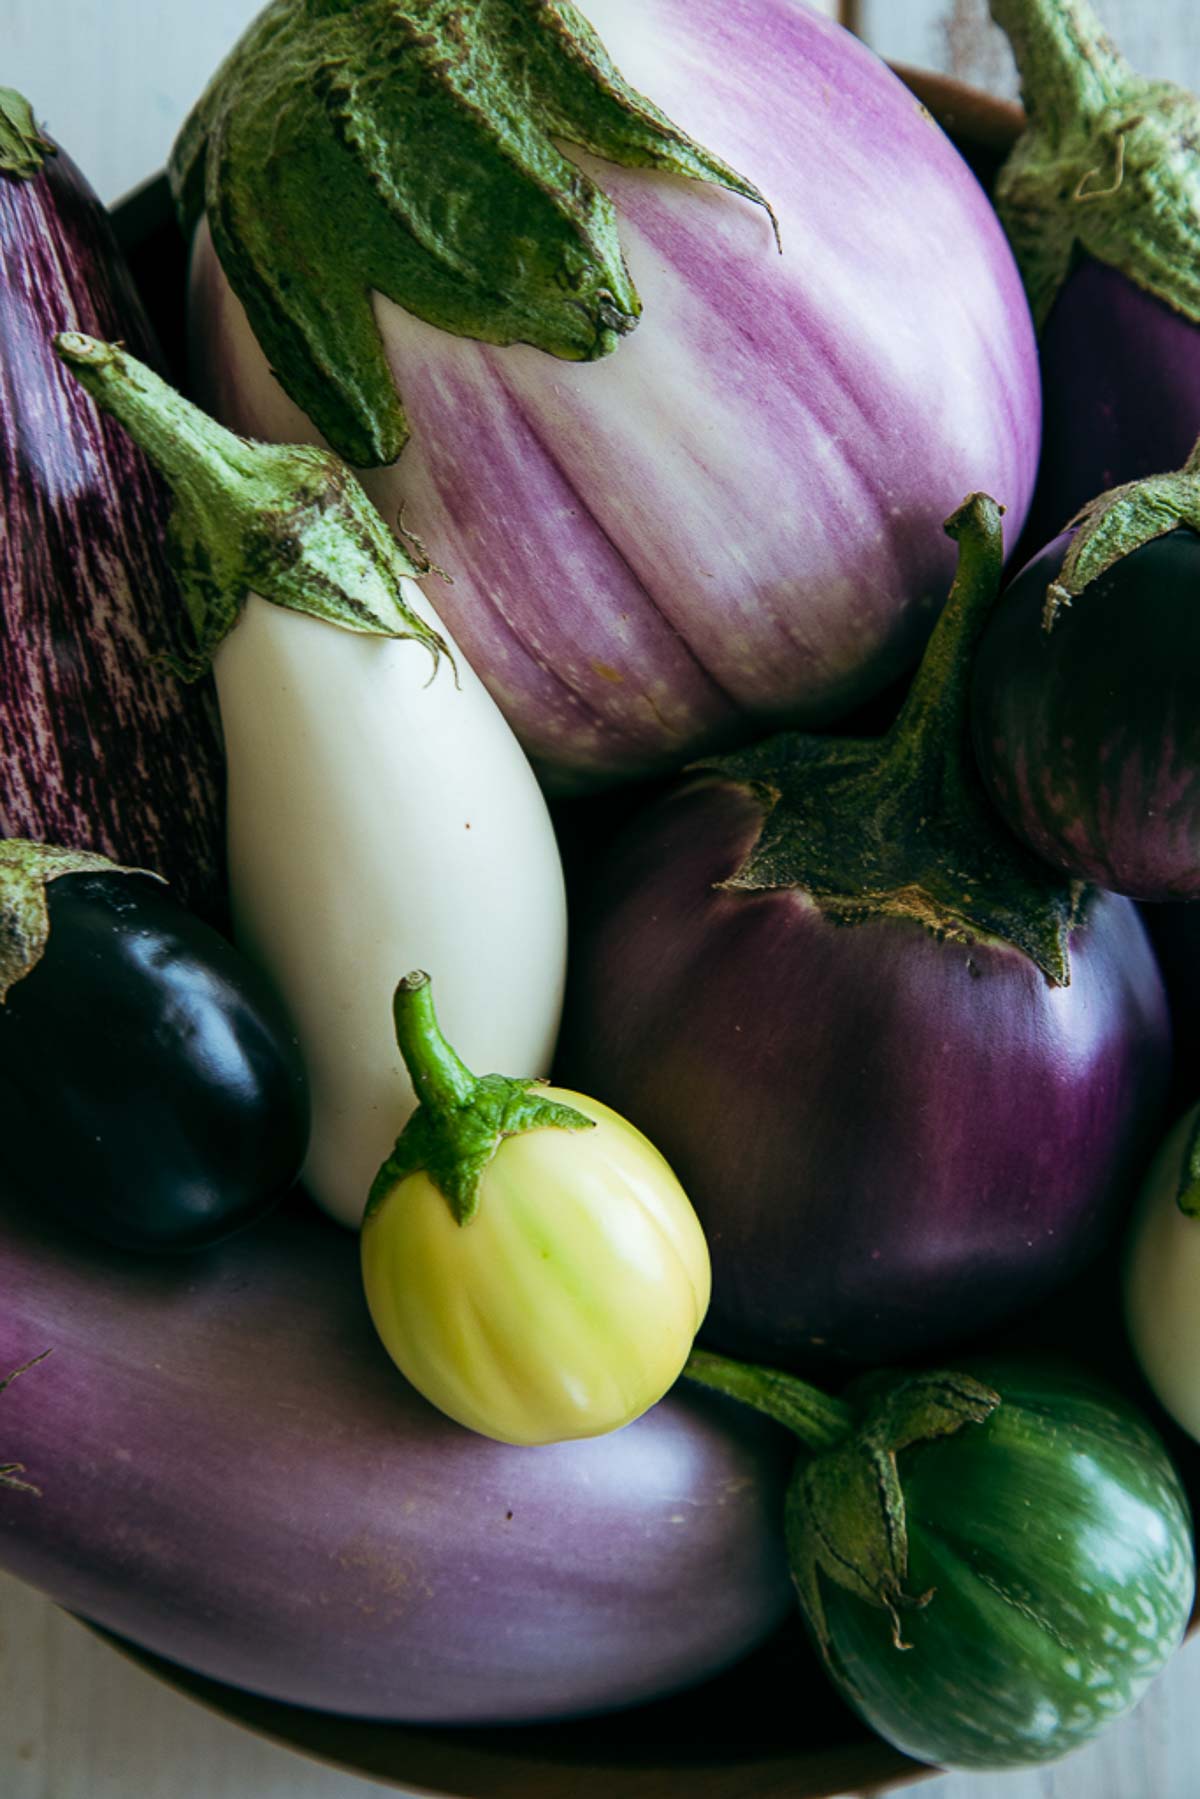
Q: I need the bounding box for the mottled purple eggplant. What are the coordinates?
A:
[973,527,1200,900]
[990,0,1200,551]
[0,1200,792,1722]
[0,92,225,920]
[558,498,1170,1367]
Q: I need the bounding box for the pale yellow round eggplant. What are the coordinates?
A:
[361,975,710,1447]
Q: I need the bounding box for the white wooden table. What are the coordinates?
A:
[3,2,1200,1794]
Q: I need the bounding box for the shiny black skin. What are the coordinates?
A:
[0,873,309,1251]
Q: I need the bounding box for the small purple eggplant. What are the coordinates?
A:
[990,0,1200,548]
[559,497,1170,1368]
[972,443,1200,900]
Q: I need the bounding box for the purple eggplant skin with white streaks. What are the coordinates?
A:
[185,0,1040,791]
[973,527,1200,901]
[0,1202,793,1723]
[0,111,226,921]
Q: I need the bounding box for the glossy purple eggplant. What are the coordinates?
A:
[0,853,310,1253]
[558,499,1171,1367]
[990,1,1200,556]
[1021,260,1200,554]
[0,96,226,921]
[973,526,1200,900]
[0,1200,792,1722]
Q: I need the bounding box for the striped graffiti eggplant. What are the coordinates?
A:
[0,91,226,921]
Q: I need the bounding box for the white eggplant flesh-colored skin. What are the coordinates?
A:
[1125,1104,1200,1443]
[215,581,568,1229]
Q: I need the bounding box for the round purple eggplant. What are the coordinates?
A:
[0,1200,792,1722]
[989,0,1200,551]
[558,498,1171,1367]
[0,845,309,1252]
[973,525,1200,899]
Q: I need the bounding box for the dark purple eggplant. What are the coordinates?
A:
[989,0,1200,549]
[0,91,226,922]
[973,447,1200,900]
[0,842,308,1252]
[0,1198,792,1722]
[558,497,1170,1368]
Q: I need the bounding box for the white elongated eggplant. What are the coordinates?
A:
[55,333,567,1230]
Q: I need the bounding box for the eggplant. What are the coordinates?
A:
[0,843,309,1252]
[559,497,1170,1366]
[989,0,1200,549]
[0,91,226,921]
[0,1199,792,1722]
[179,0,1039,791]
[972,447,1200,900]
[687,1350,1195,1771]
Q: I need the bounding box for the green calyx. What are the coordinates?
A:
[1043,434,1200,630]
[685,1350,999,1652]
[0,841,160,1004]
[366,970,593,1227]
[53,333,449,678]
[990,0,1200,331]
[169,0,775,468]
[0,89,54,180]
[695,495,1086,988]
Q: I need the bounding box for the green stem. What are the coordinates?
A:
[391,972,477,1116]
[684,1349,854,1452]
[870,494,1005,816]
[989,0,1130,138]
[53,333,448,676]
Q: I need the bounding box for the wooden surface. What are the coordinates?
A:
[2,2,1200,1796]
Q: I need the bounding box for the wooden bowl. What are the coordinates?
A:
[87,66,1083,1799]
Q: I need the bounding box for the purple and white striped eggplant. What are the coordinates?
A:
[177,0,1040,791]
[558,498,1171,1367]
[0,1198,792,1722]
[990,0,1200,551]
[0,92,225,919]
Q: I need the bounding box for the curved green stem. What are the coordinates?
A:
[989,0,1128,139]
[392,972,477,1116]
[1046,432,1200,623]
[684,1348,854,1451]
[53,334,449,678]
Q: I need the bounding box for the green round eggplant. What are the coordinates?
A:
[687,1351,1195,1772]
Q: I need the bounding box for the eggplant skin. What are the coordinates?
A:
[973,528,1200,901]
[0,873,309,1252]
[0,138,226,924]
[1020,257,1200,556]
[818,1361,1195,1770]
[559,780,1171,1367]
[0,1201,792,1722]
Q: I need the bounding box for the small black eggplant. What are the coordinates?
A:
[0,842,309,1251]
